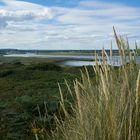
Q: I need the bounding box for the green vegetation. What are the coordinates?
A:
[0,56,62,64]
[26,63,62,71]
[0,70,13,78]
[0,61,94,139]
[0,56,95,66]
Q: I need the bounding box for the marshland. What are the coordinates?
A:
[0,0,140,140]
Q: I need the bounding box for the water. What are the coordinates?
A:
[63,60,97,66]
[4,54,95,59]
[4,54,140,67]
[63,60,121,66]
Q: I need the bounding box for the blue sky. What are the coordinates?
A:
[0,0,140,50]
[18,0,140,7]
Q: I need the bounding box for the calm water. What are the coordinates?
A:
[62,60,121,66]
[4,54,140,67]
[4,54,95,59]
[63,60,97,66]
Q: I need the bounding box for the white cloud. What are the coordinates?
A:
[0,0,140,49]
[0,0,52,28]
[0,9,52,20]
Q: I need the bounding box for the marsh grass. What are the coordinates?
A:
[33,29,140,140]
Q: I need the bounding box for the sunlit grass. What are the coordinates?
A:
[33,28,140,140]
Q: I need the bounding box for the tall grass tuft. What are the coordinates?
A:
[34,29,140,140]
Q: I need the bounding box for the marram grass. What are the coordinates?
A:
[33,29,140,140]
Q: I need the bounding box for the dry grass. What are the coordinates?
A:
[34,29,140,140]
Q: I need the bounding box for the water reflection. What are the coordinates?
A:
[63,61,96,66]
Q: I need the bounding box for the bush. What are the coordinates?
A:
[12,61,23,66]
[0,100,8,109]
[0,70,13,78]
[26,63,62,71]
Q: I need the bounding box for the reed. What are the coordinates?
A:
[34,29,140,140]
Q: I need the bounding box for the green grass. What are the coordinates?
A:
[0,56,61,64]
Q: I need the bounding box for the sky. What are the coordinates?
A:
[0,0,140,50]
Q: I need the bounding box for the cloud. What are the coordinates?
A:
[0,0,140,49]
[0,20,7,28]
[0,0,52,28]
[0,9,52,28]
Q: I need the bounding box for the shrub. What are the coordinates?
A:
[26,63,62,71]
[0,70,13,78]
[12,61,23,66]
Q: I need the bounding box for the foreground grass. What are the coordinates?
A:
[32,30,140,140]
[47,64,140,140]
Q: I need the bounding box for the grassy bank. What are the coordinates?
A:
[0,56,96,66]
